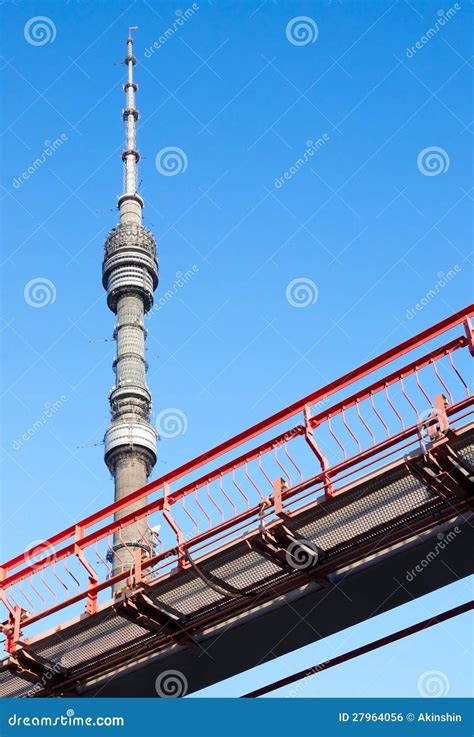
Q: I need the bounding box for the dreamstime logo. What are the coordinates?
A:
[417,405,438,442]
[286,16,319,46]
[416,404,451,448]
[24,278,56,308]
[24,16,57,46]
[26,663,62,697]
[155,669,188,697]
[147,265,200,317]
[417,146,450,176]
[406,4,462,58]
[156,408,188,438]
[8,710,124,726]
[155,147,188,176]
[24,540,56,569]
[144,4,200,57]
[13,134,68,189]
[417,670,450,697]
[12,396,68,451]
[406,266,461,319]
[285,539,320,570]
[288,662,328,697]
[274,134,330,188]
[286,278,318,308]
[406,527,461,581]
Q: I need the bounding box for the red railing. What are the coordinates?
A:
[1,306,473,650]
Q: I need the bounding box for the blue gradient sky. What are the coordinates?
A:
[0,0,472,697]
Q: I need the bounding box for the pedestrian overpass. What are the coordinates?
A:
[1,306,473,697]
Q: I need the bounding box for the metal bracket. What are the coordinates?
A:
[8,646,69,693]
[127,547,143,588]
[114,588,196,646]
[122,108,139,121]
[407,432,474,500]
[1,605,25,653]
[427,394,450,439]
[464,316,474,356]
[272,477,289,519]
[121,148,140,162]
[430,433,474,496]
[248,521,327,584]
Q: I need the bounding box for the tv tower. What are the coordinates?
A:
[102,29,158,573]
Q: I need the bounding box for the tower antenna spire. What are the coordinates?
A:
[102,31,159,580]
[121,26,141,209]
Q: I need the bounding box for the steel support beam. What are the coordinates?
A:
[114,589,195,646]
[8,646,70,694]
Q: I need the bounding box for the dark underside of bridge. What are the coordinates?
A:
[84,516,473,697]
[1,426,473,697]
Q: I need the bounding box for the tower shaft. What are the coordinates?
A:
[102,31,158,577]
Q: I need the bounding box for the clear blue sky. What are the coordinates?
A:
[0,0,472,697]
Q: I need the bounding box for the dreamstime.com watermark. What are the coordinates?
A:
[156,408,188,439]
[405,266,461,320]
[8,709,124,728]
[147,265,199,316]
[417,670,450,697]
[274,134,330,188]
[24,277,57,307]
[417,146,449,176]
[144,4,200,57]
[405,5,462,58]
[24,16,57,46]
[155,146,188,176]
[406,527,461,581]
[285,538,320,570]
[286,16,319,46]
[24,539,57,568]
[286,277,319,307]
[26,664,62,697]
[287,662,329,697]
[13,396,67,450]
[13,135,68,188]
[155,669,189,697]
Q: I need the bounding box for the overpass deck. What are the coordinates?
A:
[1,306,473,696]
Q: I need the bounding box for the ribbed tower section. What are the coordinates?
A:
[103,32,158,572]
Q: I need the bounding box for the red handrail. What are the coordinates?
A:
[0,306,472,640]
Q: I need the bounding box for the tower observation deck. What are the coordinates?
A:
[102,30,158,571]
